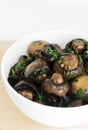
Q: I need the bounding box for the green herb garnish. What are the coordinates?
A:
[83,39,88,45]
[15,60,26,72]
[78,55,83,63]
[71,50,75,54]
[74,79,78,82]
[76,88,83,99]
[36,88,43,102]
[36,93,43,101]
[48,48,58,60]
[11,68,17,77]
[27,55,34,62]
[84,50,88,55]
[68,70,74,78]
[14,60,27,79]
[57,58,63,64]
[81,68,86,75]
[41,69,50,75]
[30,74,37,81]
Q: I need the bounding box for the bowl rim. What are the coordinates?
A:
[1,30,88,110]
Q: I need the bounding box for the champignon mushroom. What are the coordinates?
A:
[19,90,33,100]
[62,54,79,70]
[14,80,38,100]
[28,40,48,58]
[25,59,50,82]
[39,44,62,62]
[65,39,86,54]
[50,73,64,85]
[53,53,83,79]
[42,79,69,97]
[72,75,88,99]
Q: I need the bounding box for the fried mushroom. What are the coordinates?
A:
[72,75,88,99]
[53,53,83,79]
[28,40,48,58]
[39,44,62,62]
[42,79,69,97]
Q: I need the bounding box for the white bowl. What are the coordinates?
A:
[1,31,88,127]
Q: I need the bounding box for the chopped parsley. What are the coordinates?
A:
[13,60,27,79]
[76,88,83,99]
[74,79,78,82]
[81,68,86,75]
[27,55,34,62]
[70,50,75,54]
[84,50,88,55]
[11,68,17,77]
[68,70,74,78]
[30,69,50,81]
[36,87,43,102]
[30,74,37,81]
[36,93,43,101]
[41,69,50,75]
[48,48,59,60]
[78,55,83,63]
[57,58,63,64]
[15,60,26,72]
[83,39,88,45]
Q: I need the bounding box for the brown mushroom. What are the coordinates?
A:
[42,79,69,97]
[62,54,78,70]
[72,75,88,99]
[28,40,48,58]
[50,73,64,85]
[39,44,62,62]
[25,59,50,82]
[14,80,38,100]
[25,59,47,77]
[72,39,85,54]
[65,39,85,54]
[53,53,83,79]
[19,90,33,100]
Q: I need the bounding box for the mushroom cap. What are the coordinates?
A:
[42,79,69,97]
[72,75,88,99]
[14,80,38,93]
[25,59,47,78]
[53,53,83,80]
[50,73,64,85]
[65,38,85,54]
[28,40,48,58]
[39,44,62,62]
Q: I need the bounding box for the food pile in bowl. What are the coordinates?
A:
[8,39,88,107]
